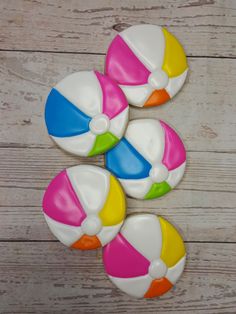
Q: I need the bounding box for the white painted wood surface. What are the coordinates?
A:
[1,242,236,314]
[0,0,235,57]
[0,0,235,313]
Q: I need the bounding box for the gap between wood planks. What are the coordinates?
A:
[0,186,235,194]
[1,143,236,154]
[1,143,235,154]
[0,48,236,59]
[0,239,235,244]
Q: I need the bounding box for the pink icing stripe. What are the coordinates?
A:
[42,170,86,226]
[103,233,150,278]
[105,35,150,86]
[160,121,186,171]
[95,71,128,119]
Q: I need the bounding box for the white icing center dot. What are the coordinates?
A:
[148,69,169,90]
[81,215,102,236]
[89,114,110,135]
[149,163,169,183]
[148,259,167,279]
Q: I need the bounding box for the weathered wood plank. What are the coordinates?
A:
[0,148,235,193]
[0,242,236,313]
[0,147,235,242]
[0,51,235,152]
[1,187,235,215]
[0,0,235,57]
[1,203,235,243]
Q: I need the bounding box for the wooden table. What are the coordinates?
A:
[0,1,236,313]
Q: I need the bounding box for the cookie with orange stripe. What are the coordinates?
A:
[42,165,126,250]
[103,214,186,298]
[105,24,188,107]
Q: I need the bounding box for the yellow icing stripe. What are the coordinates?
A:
[159,217,186,268]
[99,175,126,226]
[162,28,188,78]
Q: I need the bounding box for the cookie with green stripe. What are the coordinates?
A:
[105,118,186,200]
[45,70,129,157]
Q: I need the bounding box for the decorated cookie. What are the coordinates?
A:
[105,24,188,107]
[103,214,186,298]
[105,119,186,200]
[42,165,126,250]
[45,71,129,156]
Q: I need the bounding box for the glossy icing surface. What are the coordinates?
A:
[42,165,126,249]
[45,71,129,156]
[105,24,188,107]
[105,119,186,200]
[103,214,186,298]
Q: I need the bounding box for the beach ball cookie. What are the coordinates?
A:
[103,214,186,298]
[105,119,186,200]
[45,71,129,156]
[42,165,126,250]
[105,24,188,107]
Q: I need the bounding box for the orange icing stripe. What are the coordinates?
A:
[144,89,170,107]
[144,277,173,298]
[71,235,101,250]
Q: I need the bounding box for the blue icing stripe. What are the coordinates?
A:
[45,88,91,137]
[105,138,151,179]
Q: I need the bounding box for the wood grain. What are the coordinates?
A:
[0,147,235,242]
[0,1,236,312]
[1,148,235,193]
[0,242,236,314]
[1,202,236,243]
[0,0,235,57]
[0,51,235,152]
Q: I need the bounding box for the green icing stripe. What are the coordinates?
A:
[88,132,119,156]
[144,182,171,200]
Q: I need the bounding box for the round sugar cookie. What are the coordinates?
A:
[105,24,188,107]
[105,118,186,200]
[103,214,186,298]
[45,71,129,156]
[42,165,126,250]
